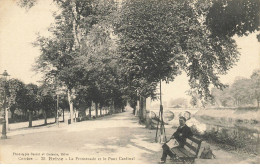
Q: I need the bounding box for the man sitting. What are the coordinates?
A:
[160,116,193,163]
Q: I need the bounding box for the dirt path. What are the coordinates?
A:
[0,109,259,164]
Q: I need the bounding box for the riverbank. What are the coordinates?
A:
[191,108,260,162]
[195,108,260,122]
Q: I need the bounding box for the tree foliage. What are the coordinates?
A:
[37,83,56,116]
[250,69,260,108]
[6,79,27,118]
[0,76,69,123]
[114,0,240,100]
[77,21,126,111]
[17,0,260,113]
[211,69,260,108]
[206,0,260,37]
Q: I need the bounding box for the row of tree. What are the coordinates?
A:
[211,69,260,108]
[0,78,69,126]
[15,0,260,124]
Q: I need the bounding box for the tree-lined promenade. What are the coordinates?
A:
[0,110,259,164]
[1,68,259,129]
[1,0,259,131]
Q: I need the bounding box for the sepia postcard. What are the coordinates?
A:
[0,0,259,164]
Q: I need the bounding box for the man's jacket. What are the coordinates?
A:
[172,124,193,147]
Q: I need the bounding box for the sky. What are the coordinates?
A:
[0,0,259,103]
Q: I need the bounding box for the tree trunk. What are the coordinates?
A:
[133,105,136,115]
[114,105,119,113]
[135,100,139,116]
[146,110,153,129]
[110,100,114,114]
[62,109,65,122]
[89,101,92,119]
[10,108,15,120]
[138,96,147,123]
[44,110,47,125]
[54,109,57,123]
[143,97,147,119]
[74,109,77,122]
[78,103,87,118]
[24,111,27,121]
[28,110,32,127]
[67,89,74,124]
[100,105,102,116]
[95,102,98,117]
[71,4,81,49]
[139,96,143,120]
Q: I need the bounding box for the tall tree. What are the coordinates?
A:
[250,69,260,108]
[6,79,27,120]
[23,84,39,127]
[114,0,240,121]
[73,85,92,118]
[20,0,118,122]
[58,93,69,121]
[211,87,233,107]
[230,78,252,106]
[0,78,27,120]
[37,84,56,125]
[78,20,125,115]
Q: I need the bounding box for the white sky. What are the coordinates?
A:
[0,0,259,102]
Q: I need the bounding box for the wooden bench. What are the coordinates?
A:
[168,136,202,164]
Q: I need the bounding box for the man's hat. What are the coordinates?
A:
[178,111,191,121]
[179,116,187,122]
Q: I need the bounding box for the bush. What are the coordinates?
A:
[191,125,259,154]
